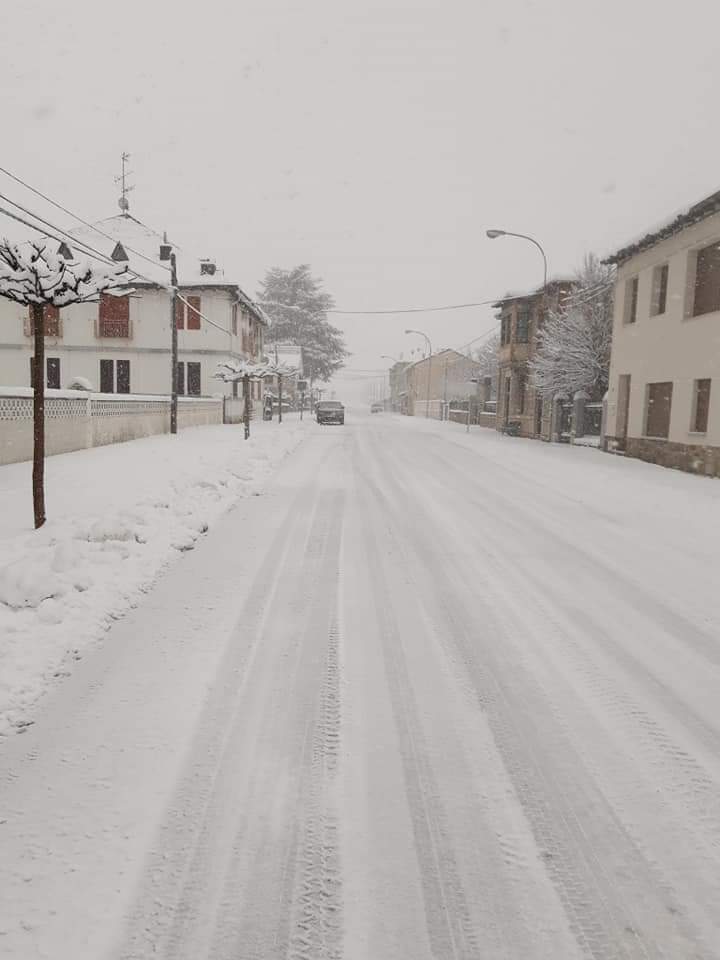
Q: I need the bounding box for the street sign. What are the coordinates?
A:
[297,379,308,392]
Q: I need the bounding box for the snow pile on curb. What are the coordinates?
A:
[0,422,308,736]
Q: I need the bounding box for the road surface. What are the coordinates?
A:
[2,412,720,959]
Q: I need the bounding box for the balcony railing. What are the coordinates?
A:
[98,319,131,339]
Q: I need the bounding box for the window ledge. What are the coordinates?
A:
[688,431,708,437]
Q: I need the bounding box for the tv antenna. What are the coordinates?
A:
[115,152,134,214]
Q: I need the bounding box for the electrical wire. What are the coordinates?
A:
[0,204,118,269]
[0,163,171,273]
[328,298,500,315]
[0,195,120,269]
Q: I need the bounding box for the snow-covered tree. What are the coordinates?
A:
[0,240,130,528]
[258,265,348,383]
[529,254,614,402]
[214,356,300,438]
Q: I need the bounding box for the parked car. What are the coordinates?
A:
[316,401,345,425]
[371,402,383,413]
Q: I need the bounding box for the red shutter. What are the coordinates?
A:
[187,296,201,330]
[175,297,185,330]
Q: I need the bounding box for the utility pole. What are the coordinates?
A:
[278,374,283,424]
[170,251,179,435]
[32,303,46,528]
[243,373,251,439]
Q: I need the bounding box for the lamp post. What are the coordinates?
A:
[405,328,432,418]
[486,229,548,290]
[169,251,178,435]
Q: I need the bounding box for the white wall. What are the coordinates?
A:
[0,286,265,398]
[606,211,720,448]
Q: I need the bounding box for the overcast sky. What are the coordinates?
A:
[2,0,719,402]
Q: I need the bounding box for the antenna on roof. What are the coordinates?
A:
[114,152,135,215]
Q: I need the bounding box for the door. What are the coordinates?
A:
[187,362,201,396]
[117,360,130,394]
[616,374,631,447]
[46,357,61,389]
[535,395,544,436]
[503,376,511,424]
[100,359,114,393]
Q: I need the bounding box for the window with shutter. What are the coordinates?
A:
[27,304,61,337]
[99,293,130,338]
[177,362,185,396]
[692,379,711,433]
[187,296,201,330]
[100,359,114,393]
[645,382,673,438]
[187,362,201,396]
[117,360,130,394]
[692,243,720,316]
[175,297,185,330]
[650,264,669,316]
[46,358,61,389]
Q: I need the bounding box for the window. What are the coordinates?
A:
[692,242,720,317]
[176,295,202,330]
[47,357,60,389]
[30,357,61,388]
[27,304,61,337]
[99,293,130,337]
[187,362,201,396]
[501,315,511,345]
[516,308,530,343]
[624,277,639,324]
[516,372,527,414]
[186,296,201,330]
[645,381,673,439]
[99,359,130,393]
[692,378,711,433]
[650,264,669,316]
[231,304,238,335]
[177,362,185,395]
[117,360,130,394]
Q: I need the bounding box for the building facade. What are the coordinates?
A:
[0,214,266,400]
[494,280,573,438]
[400,350,482,418]
[604,191,720,476]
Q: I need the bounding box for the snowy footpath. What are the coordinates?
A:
[1,412,720,959]
[0,420,308,735]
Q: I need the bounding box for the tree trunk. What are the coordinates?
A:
[32,302,46,528]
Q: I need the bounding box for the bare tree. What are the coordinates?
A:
[0,240,129,528]
[529,254,614,402]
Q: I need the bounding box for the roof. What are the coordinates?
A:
[492,277,574,309]
[58,214,266,324]
[604,188,720,265]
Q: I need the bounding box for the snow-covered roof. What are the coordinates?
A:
[51,214,266,323]
[492,276,575,308]
[604,188,720,265]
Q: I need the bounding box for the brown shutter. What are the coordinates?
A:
[187,296,201,330]
[175,297,185,330]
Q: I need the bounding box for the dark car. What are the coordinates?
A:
[316,401,345,425]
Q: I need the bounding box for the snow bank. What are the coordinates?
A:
[0,421,308,735]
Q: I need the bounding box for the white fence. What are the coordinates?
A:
[0,388,223,466]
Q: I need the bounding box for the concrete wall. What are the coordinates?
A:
[606,210,720,461]
[0,388,223,466]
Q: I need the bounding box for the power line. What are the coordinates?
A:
[0,204,118,269]
[328,298,499,316]
[0,163,170,273]
[0,194,118,268]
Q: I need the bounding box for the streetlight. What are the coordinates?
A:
[405,328,432,418]
[486,229,548,290]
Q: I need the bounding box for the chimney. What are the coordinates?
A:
[159,231,171,262]
[200,259,217,276]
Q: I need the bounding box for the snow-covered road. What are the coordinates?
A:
[2,412,720,959]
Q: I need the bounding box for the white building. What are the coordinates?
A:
[604,189,720,477]
[0,213,266,400]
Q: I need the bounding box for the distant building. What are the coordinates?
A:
[265,343,304,402]
[493,280,574,438]
[387,361,411,412]
[403,349,482,419]
[0,213,266,400]
[603,190,720,476]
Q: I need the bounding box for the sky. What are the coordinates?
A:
[1,0,720,403]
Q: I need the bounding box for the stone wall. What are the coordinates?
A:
[624,437,720,478]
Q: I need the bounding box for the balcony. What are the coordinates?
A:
[98,319,131,339]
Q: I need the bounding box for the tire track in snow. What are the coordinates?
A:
[287,613,343,960]
[361,503,481,960]
[361,440,708,960]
